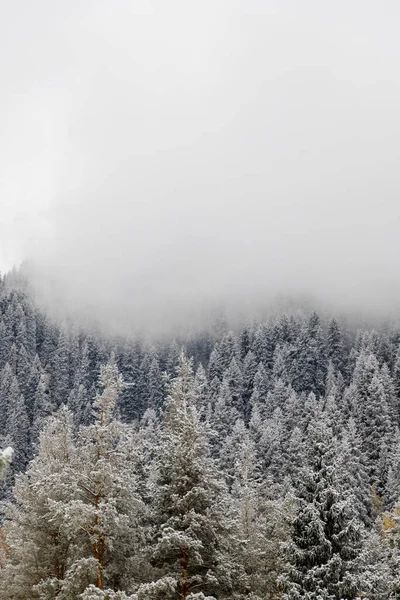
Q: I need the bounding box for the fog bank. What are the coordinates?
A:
[2,1,400,333]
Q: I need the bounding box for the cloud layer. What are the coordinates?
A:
[2,1,400,332]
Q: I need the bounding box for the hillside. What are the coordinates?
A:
[0,272,399,597]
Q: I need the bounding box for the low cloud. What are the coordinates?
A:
[3,1,400,333]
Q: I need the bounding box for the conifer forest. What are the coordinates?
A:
[0,273,399,599]
[2,2,400,599]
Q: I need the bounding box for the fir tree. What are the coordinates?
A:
[145,354,234,600]
[0,408,76,600]
[5,391,30,474]
[327,318,346,377]
[281,418,363,600]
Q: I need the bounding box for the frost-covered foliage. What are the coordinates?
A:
[140,354,237,599]
[0,365,144,599]
[1,274,400,597]
[280,417,363,599]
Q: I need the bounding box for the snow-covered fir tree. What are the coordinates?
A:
[142,353,237,600]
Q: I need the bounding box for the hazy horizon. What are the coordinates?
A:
[2,1,400,333]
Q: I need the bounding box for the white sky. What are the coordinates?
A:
[1,1,400,329]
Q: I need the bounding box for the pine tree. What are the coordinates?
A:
[252,323,276,372]
[223,357,244,414]
[230,426,291,599]
[392,345,400,402]
[265,378,291,417]
[220,417,248,483]
[327,318,347,377]
[218,331,239,373]
[242,350,258,420]
[239,327,252,359]
[210,379,239,454]
[63,362,144,597]
[0,320,12,369]
[0,363,13,435]
[0,408,76,600]
[31,372,55,448]
[16,343,30,397]
[74,340,91,390]
[259,408,285,480]
[356,524,397,600]
[52,330,71,406]
[147,357,164,409]
[8,342,17,374]
[280,418,363,600]
[67,384,91,427]
[144,353,234,600]
[118,340,141,421]
[5,390,30,473]
[134,408,161,503]
[24,354,44,421]
[291,312,327,397]
[23,302,37,356]
[336,418,374,525]
[14,302,28,350]
[283,426,305,484]
[252,362,270,406]
[272,343,289,382]
[193,364,210,416]
[360,374,392,491]
[208,345,223,383]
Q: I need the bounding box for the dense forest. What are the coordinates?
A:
[0,271,399,599]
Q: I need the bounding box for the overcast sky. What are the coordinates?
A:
[1,1,400,332]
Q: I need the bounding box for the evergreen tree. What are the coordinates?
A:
[31,374,55,447]
[52,330,71,407]
[385,429,400,508]
[62,361,144,597]
[0,408,76,600]
[360,374,392,491]
[8,342,17,374]
[239,327,252,359]
[252,323,275,372]
[252,362,270,406]
[281,418,363,599]
[356,524,397,600]
[291,312,326,397]
[147,357,164,409]
[208,345,223,383]
[336,418,374,525]
[193,364,210,416]
[242,350,258,419]
[67,384,91,427]
[0,363,13,435]
[218,331,239,373]
[210,379,239,453]
[145,354,234,600]
[230,426,291,599]
[118,340,141,421]
[5,390,30,473]
[16,343,30,397]
[327,318,346,377]
[24,354,44,421]
[223,357,244,414]
[0,320,12,369]
[259,408,285,480]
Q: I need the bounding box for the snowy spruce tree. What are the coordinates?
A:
[141,353,236,600]
[0,407,76,600]
[280,417,363,600]
[0,362,145,600]
[230,424,292,599]
[59,361,145,598]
